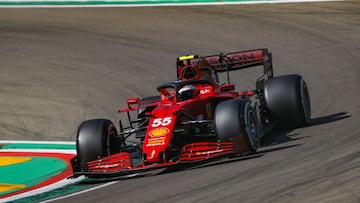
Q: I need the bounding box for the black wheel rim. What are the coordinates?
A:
[301,81,311,123]
[246,109,259,150]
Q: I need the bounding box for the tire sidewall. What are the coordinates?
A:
[76,119,118,170]
[264,74,311,128]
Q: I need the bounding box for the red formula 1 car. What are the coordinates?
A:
[71,48,311,178]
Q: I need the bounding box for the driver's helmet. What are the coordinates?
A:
[178,85,196,101]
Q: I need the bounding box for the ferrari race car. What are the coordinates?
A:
[71,48,311,178]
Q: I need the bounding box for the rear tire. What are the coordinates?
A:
[264,74,311,128]
[76,119,120,170]
[215,99,259,151]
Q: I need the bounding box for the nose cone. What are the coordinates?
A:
[145,149,162,163]
[143,127,169,163]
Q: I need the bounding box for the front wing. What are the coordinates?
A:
[71,140,248,178]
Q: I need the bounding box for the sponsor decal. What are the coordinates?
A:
[195,149,223,155]
[146,137,166,147]
[148,150,156,159]
[148,127,169,137]
[200,88,211,94]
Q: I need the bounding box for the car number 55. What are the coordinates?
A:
[152,117,172,127]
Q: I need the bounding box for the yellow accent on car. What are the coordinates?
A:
[149,127,169,137]
[179,55,195,61]
[148,138,165,144]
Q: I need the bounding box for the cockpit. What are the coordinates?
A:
[157,80,214,103]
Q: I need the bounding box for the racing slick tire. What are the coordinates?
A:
[264,74,311,128]
[215,99,260,152]
[76,119,120,170]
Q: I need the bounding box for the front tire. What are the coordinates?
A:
[76,119,120,171]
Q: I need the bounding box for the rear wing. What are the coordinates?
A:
[177,48,273,80]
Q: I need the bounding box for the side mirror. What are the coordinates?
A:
[126,97,140,110]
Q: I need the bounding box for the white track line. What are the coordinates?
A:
[0,149,76,154]
[0,140,75,145]
[39,180,120,203]
[0,176,85,203]
[0,0,345,8]
[0,140,76,154]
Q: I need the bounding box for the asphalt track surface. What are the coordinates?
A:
[0,1,359,202]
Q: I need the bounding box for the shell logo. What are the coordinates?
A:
[149,127,169,137]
